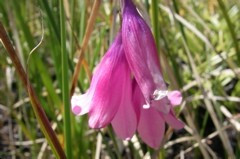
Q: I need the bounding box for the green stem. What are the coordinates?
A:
[172,0,187,41]
[151,0,160,51]
[108,127,122,159]
[217,0,240,62]
[40,0,60,41]
[60,0,72,158]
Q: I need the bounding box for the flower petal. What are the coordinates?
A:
[137,108,165,149]
[151,97,171,114]
[133,81,165,149]
[132,80,143,121]
[122,1,168,110]
[111,74,137,140]
[71,93,91,115]
[88,34,129,128]
[167,91,182,106]
[163,110,184,130]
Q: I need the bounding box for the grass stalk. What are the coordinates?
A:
[107,127,122,159]
[0,22,66,159]
[171,1,235,157]
[60,0,72,158]
[169,1,212,158]
[217,0,240,63]
[151,0,160,51]
[70,0,101,96]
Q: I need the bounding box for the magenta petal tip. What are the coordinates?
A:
[72,106,82,115]
[167,91,183,106]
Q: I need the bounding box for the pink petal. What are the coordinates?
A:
[111,75,137,140]
[133,81,165,149]
[151,97,171,114]
[71,94,91,115]
[132,80,144,121]
[137,108,165,149]
[163,110,184,130]
[88,33,129,128]
[122,1,169,110]
[167,91,182,106]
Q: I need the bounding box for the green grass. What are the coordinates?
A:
[60,0,72,158]
[0,0,240,158]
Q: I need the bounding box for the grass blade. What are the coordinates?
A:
[0,22,66,159]
[60,0,72,158]
[217,0,240,63]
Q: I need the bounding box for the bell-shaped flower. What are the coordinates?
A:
[122,0,171,113]
[71,33,132,129]
[71,0,185,148]
[132,80,184,149]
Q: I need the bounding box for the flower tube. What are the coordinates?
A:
[122,0,172,113]
[72,33,132,128]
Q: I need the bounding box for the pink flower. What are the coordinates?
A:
[71,0,184,149]
[71,33,134,129]
[122,0,171,113]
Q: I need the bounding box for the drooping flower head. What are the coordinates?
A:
[71,0,184,149]
[122,0,173,113]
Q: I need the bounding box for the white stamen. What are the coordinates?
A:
[143,103,150,109]
[153,90,168,100]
